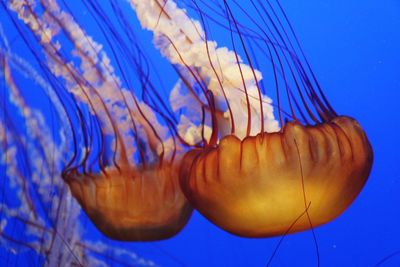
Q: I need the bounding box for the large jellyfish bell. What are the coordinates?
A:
[162,0,374,237]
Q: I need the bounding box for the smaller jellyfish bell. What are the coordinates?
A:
[60,79,193,241]
[62,96,193,241]
[65,158,192,241]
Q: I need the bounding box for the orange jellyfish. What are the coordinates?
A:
[63,129,193,241]
[173,1,374,237]
[180,117,372,237]
[4,0,196,242]
[63,106,193,242]
[52,20,194,241]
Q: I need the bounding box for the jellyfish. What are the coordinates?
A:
[180,1,373,237]
[4,0,198,242]
[129,0,373,238]
[0,32,159,266]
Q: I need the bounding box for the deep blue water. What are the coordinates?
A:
[1,1,400,266]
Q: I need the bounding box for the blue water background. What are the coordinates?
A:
[1,1,400,266]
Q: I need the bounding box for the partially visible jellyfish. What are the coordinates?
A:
[5,0,195,242]
[0,27,157,266]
